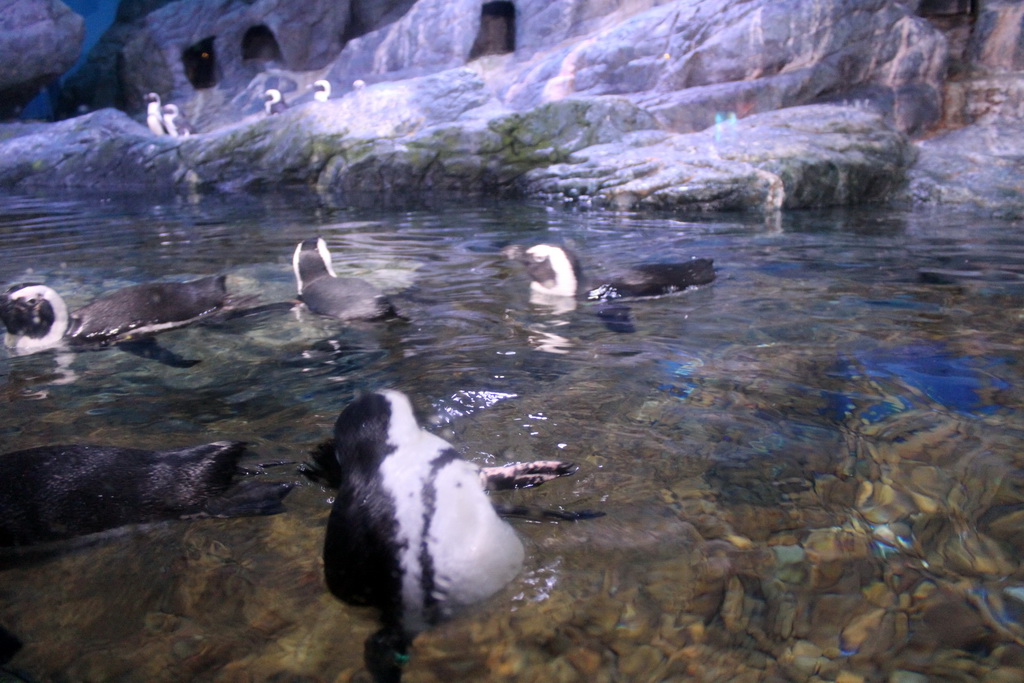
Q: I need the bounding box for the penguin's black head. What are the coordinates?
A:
[503,244,581,297]
[293,237,337,293]
[1,284,57,338]
[332,392,399,479]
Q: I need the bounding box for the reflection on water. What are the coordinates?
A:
[2,191,1024,681]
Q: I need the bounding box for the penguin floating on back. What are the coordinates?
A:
[264,88,289,115]
[0,275,252,364]
[292,238,398,321]
[0,441,292,548]
[504,243,716,301]
[302,390,600,682]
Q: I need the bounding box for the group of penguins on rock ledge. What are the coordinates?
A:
[145,78,364,137]
[0,237,715,682]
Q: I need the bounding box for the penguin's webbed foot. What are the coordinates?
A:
[364,627,409,683]
[480,460,578,491]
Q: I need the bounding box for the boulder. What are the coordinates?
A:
[520,104,914,212]
[0,108,178,187]
[968,0,1024,73]
[56,0,178,118]
[57,0,949,138]
[0,67,916,215]
[117,0,350,118]
[500,0,948,136]
[901,119,1024,218]
[0,0,84,119]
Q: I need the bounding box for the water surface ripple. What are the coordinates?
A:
[2,193,1024,681]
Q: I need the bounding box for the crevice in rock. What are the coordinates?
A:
[242,25,283,63]
[469,1,516,60]
[183,37,218,89]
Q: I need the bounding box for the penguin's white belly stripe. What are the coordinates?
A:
[427,462,524,607]
[378,440,434,627]
[378,435,524,629]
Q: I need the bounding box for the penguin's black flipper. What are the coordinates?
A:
[480,460,579,491]
[298,439,342,488]
[594,303,635,333]
[202,480,293,517]
[0,624,22,665]
[116,338,200,368]
[492,503,605,521]
[221,300,299,320]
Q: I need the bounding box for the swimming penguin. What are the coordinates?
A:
[264,88,289,115]
[144,92,167,135]
[161,103,193,137]
[306,390,591,682]
[313,79,331,102]
[292,238,398,321]
[0,275,241,355]
[504,243,716,301]
[0,441,292,548]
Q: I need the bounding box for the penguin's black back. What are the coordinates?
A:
[301,277,397,321]
[0,442,290,547]
[320,394,405,615]
[68,275,228,342]
[588,258,716,300]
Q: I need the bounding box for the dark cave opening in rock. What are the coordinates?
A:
[917,0,976,16]
[183,37,217,89]
[469,1,516,60]
[242,25,283,63]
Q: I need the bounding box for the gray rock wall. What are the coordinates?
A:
[56,0,952,137]
[0,0,84,119]
[500,0,948,136]
[1,0,1023,217]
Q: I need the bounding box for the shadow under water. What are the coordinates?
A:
[2,192,1024,681]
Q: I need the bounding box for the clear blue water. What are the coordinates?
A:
[2,191,1024,681]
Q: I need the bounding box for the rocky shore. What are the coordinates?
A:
[1,0,1022,213]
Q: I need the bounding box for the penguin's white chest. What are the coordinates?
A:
[379,434,524,629]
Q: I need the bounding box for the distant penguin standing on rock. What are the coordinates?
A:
[292,238,398,321]
[313,79,331,102]
[504,243,716,301]
[161,103,193,137]
[302,390,594,682]
[145,92,167,135]
[264,88,289,115]
[0,441,292,548]
[0,275,244,356]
